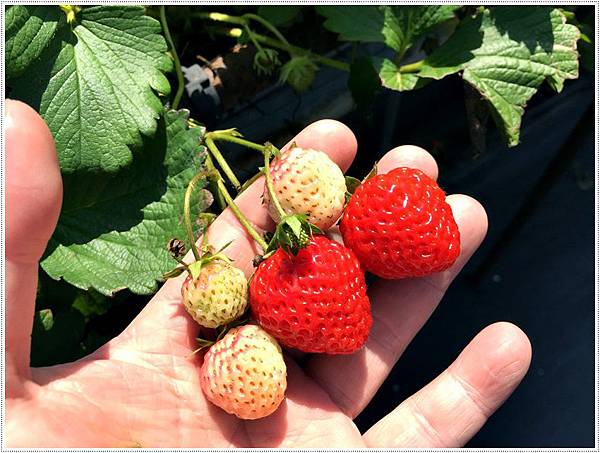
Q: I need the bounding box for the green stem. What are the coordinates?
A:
[208,131,268,154]
[216,27,350,72]
[243,13,290,45]
[253,30,349,72]
[263,148,286,220]
[244,24,266,55]
[399,59,424,74]
[240,170,263,191]
[203,148,226,210]
[215,178,268,251]
[204,137,242,192]
[160,6,184,110]
[184,172,206,261]
[172,255,190,270]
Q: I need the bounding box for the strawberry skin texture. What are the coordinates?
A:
[200,325,287,420]
[181,260,248,328]
[250,235,372,354]
[264,147,346,230]
[340,167,460,279]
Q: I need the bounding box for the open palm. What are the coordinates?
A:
[6,100,531,447]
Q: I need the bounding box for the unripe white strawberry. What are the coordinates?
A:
[264,146,346,230]
[200,325,287,419]
[181,260,248,328]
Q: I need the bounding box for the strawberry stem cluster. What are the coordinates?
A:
[170,114,459,421]
[157,6,462,420]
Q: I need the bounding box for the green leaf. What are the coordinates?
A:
[316,6,388,45]
[6,5,62,80]
[416,7,580,146]
[317,6,459,55]
[376,58,431,91]
[40,111,210,296]
[37,309,55,331]
[10,5,173,173]
[257,6,302,27]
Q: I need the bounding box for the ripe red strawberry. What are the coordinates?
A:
[200,325,287,420]
[250,235,372,354]
[340,167,460,279]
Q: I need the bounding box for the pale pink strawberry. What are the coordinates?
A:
[264,146,346,230]
[200,325,287,419]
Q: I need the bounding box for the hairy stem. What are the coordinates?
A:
[215,178,268,251]
[184,172,206,261]
[200,142,226,210]
[243,13,290,45]
[241,170,263,191]
[160,6,185,110]
[205,137,242,192]
[208,131,268,154]
[244,24,266,55]
[263,148,286,220]
[216,27,350,72]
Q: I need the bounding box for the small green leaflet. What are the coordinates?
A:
[317,6,458,55]
[8,5,172,173]
[5,6,62,79]
[41,111,210,296]
[417,7,580,146]
[318,6,458,97]
[37,309,55,331]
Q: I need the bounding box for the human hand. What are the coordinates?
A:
[6,99,532,447]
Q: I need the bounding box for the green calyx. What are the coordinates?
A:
[187,250,232,280]
[344,175,361,203]
[260,142,321,257]
[266,214,322,256]
[253,48,281,76]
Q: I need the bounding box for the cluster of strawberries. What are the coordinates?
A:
[179,145,460,420]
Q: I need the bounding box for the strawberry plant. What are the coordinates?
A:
[5,5,587,371]
[198,5,582,147]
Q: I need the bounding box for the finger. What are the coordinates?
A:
[307,146,488,418]
[363,322,532,447]
[116,120,358,353]
[6,100,62,390]
[377,145,438,180]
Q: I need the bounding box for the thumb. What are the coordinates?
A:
[6,100,62,393]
